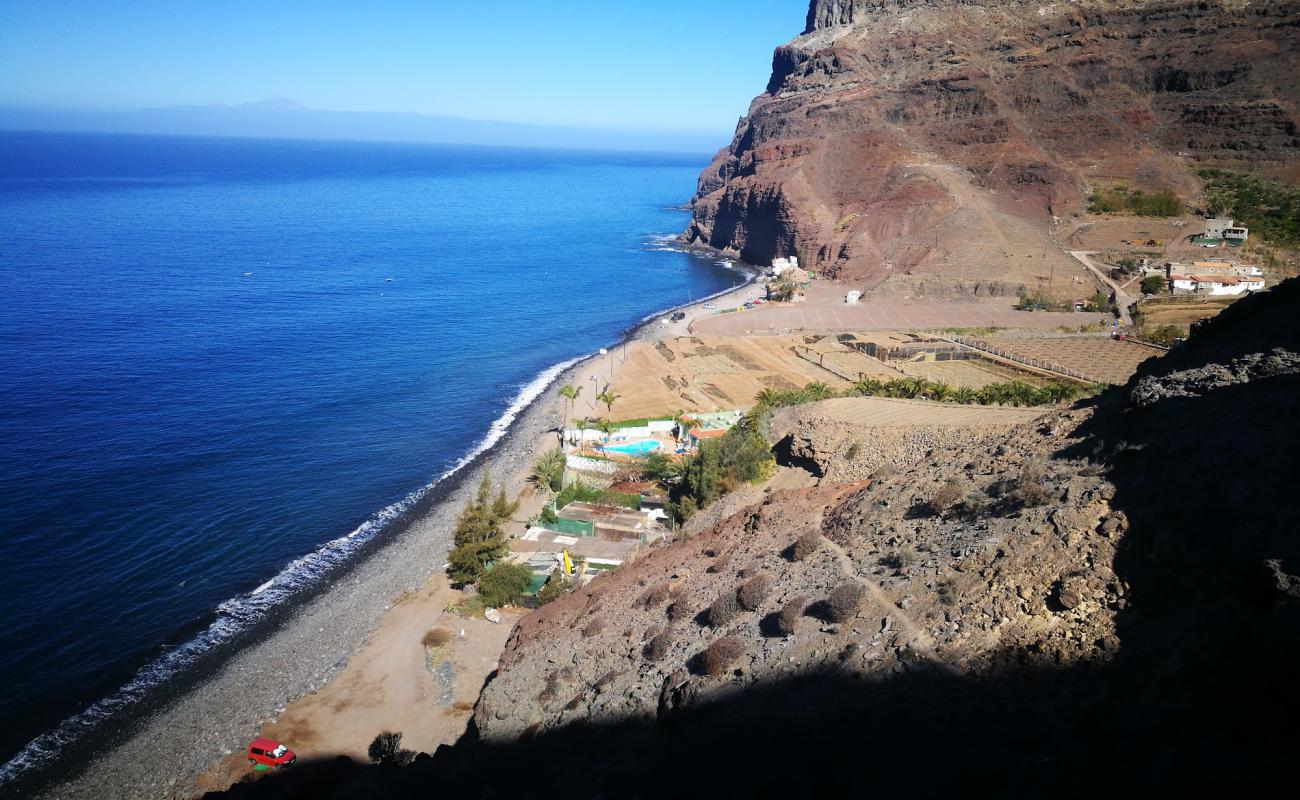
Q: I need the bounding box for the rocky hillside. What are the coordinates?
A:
[684,0,1300,295]
[208,283,1300,797]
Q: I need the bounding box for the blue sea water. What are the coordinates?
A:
[0,131,738,782]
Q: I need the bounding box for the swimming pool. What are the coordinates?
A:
[602,439,662,456]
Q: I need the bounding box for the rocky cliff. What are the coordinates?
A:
[685,0,1300,295]
[206,286,1300,796]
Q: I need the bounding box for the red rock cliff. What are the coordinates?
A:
[685,0,1300,294]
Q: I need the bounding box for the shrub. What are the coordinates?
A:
[645,629,673,662]
[737,574,770,612]
[929,478,965,515]
[639,581,671,608]
[666,601,692,623]
[1139,275,1166,296]
[582,617,606,638]
[792,530,822,561]
[827,582,866,623]
[421,627,452,648]
[879,550,913,571]
[707,551,732,574]
[368,731,403,764]
[1012,458,1056,508]
[777,595,808,635]
[709,590,740,627]
[536,567,571,606]
[476,561,533,608]
[936,579,958,607]
[700,635,746,676]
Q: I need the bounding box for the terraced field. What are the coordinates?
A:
[978,335,1163,385]
[893,358,1043,389]
[808,396,1044,428]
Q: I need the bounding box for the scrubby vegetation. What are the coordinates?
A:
[1088,185,1182,216]
[737,574,770,611]
[1140,275,1167,296]
[700,635,746,675]
[477,561,533,608]
[754,376,1089,412]
[368,732,416,766]
[639,581,671,609]
[670,426,776,519]
[554,478,641,511]
[1011,458,1056,508]
[1140,324,1184,347]
[709,590,740,627]
[1200,168,1300,249]
[421,627,452,648]
[644,629,673,662]
[827,582,865,623]
[792,530,822,562]
[777,595,808,635]
[447,472,517,585]
[929,478,966,516]
[535,567,571,606]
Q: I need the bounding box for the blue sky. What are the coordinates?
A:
[0,1,802,134]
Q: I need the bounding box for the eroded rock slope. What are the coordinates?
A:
[685,0,1300,295]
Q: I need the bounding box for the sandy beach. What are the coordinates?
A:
[34,268,759,800]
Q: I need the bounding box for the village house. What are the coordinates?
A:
[1169,273,1265,296]
[1200,217,1249,244]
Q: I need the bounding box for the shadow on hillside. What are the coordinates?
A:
[207,285,1300,799]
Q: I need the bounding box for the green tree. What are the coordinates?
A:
[446,472,512,585]
[596,418,616,440]
[1140,275,1166,296]
[477,561,533,608]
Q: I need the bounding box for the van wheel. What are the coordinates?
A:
[248,759,256,765]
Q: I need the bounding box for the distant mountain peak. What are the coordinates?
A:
[234,97,305,112]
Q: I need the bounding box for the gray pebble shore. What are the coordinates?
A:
[33,270,756,800]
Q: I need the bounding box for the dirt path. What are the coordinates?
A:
[1069,250,1134,325]
[190,577,519,794]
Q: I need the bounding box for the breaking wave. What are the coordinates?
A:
[0,353,584,789]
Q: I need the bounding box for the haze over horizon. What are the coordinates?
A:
[0,0,798,149]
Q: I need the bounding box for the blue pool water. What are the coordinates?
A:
[0,130,740,783]
[602,439,663,456]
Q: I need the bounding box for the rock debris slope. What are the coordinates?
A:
[685,0,1300,295]
[208,283,1300,796]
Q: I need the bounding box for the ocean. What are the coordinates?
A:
[0,131,738,783]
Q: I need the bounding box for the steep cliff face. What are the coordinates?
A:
[685,0,1300,294]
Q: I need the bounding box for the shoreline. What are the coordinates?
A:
[26,261,760,800]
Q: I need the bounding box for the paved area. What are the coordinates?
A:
[691,284,1100,336]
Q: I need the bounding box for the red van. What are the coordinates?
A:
[247,738,296,768]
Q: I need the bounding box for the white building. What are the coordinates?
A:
[768,255,799,277]
[1202,218,1249,242]
[1169,274,1264,296]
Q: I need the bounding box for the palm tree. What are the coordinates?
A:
[532,448,566,492]
[596,389,620,416]
[952,386,979,405]
[755,388,782,408]
[558,384,581,443]
[803,381,836,401]
[596,418,616,441]
[575,416,589,451]
[853,378,884,397]
[926,381,956,402]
